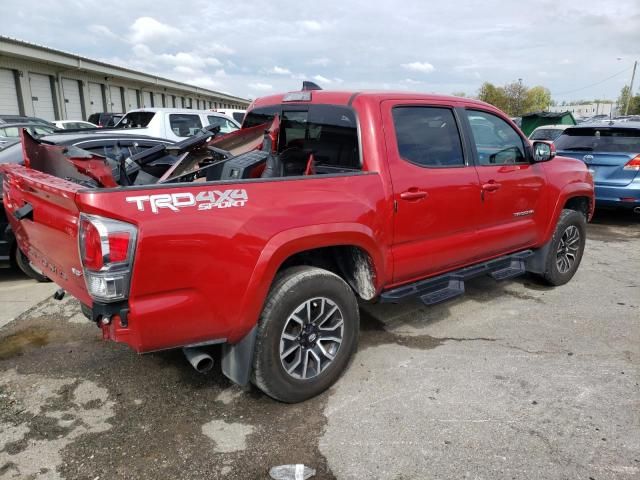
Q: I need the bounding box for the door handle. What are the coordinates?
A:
[482,182,501,192]
[400,189,428,201]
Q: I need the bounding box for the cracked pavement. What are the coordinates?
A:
[0,209,638,479]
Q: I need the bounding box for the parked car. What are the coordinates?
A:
[0,131,175,281]
[87,112,124,128]
[1,87,593,402]
[555,122,640,210]
[0,122,60,146]
[214,108,246,124]
[528,124,570,142]
[0,114,55,126]
[114,108,240,141]
[53,120,98,130]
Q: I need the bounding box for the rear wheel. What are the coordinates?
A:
[252,266,359,403]
[15,247,51,283]
[541,209,586,286]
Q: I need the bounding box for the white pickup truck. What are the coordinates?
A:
[112,108,240,141]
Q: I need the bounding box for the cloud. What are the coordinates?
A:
[205,43,235,55]
[271,66,291,75]
[308,57,330,67]
[174,65,197,75]
[403,78,422,84]
[313,75,332,84]
[129,17,180,43]
[88,24,119,40]
[248,82,273,91]
[298,20,328,31]
[401,61,435,73]
[132,44,152,57]
[159,52,219,68]
[189,76,221,90]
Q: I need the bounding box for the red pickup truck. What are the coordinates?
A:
[2,88,593,402]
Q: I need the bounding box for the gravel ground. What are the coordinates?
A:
[0,209,638,480]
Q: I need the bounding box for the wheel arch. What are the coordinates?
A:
[229,224,387,343]
[543,183,593,242]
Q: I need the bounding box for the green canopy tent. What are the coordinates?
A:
[520,111,576,137]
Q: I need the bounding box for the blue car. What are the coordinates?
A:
[555,122,640,210]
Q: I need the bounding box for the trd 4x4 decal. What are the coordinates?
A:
[126,189,248,213]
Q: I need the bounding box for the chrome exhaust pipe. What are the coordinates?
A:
[182,347,214,373]
[634,206,640,214]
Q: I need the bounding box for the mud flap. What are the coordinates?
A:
[221,326,258,387]
[525,240,552,274]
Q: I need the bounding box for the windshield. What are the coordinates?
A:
[530,129,564,141]
[555,127,640,153]
[117,112,156,128]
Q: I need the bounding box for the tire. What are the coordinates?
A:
[15,246,51,283]
[541,209,587,286]
[252,266,359,403]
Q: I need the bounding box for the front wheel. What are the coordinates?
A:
[541,209,587,286]
[252,266,359,403]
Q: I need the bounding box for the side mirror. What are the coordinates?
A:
[532,141,556,162]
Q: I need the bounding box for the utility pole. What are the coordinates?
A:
[625,60,637,116]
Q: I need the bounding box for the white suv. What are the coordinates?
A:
[113,108,240,141]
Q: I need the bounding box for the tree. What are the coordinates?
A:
[503,80,528,116]
[477,82,508,112]
[617,85,640,115]
[524,86,552,114]
[452,91,467,98]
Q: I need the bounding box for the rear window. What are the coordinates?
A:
[243,105,280,128]
[530,128,564,141]
[117,112,156,129]
[279,105,360,169]
[555,127,640,153]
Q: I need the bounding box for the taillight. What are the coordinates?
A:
[78,214,137,303]
[623,155,640,171]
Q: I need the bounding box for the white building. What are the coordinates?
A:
[0,36,249,121]
[548,102,616,119]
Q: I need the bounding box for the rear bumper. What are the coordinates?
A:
[594,181,640,208]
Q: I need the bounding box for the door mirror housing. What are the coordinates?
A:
[532,141,556,162]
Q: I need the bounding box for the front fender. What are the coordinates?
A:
[227,223,388,342]
[543,181,594,242]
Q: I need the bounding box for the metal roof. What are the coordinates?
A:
[0,35,249,105]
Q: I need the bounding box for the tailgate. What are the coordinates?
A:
[2,164,92,305]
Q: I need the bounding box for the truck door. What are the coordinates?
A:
[461,109,547,257]
[381,101,483,283]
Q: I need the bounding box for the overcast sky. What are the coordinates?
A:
[2,0,638,102]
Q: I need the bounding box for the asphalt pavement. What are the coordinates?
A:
[0,209,638,479]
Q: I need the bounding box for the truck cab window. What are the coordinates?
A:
[392,107,465,167]
[466,110,527,165]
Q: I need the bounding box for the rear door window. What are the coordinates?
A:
[466,110,527,165]
[169,114,203,137]
[392,107,465,167]
[0,127,19,137]
[555,127,640,153]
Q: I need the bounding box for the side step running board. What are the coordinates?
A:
[380,250,533,306]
